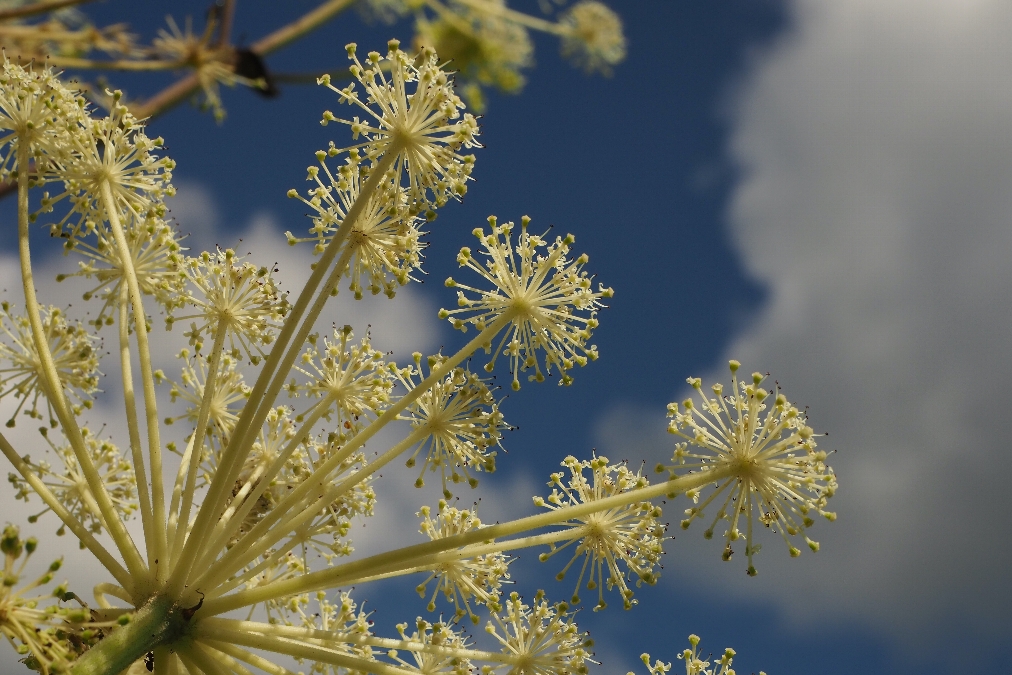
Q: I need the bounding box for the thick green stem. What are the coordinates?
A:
[70,596,188,675]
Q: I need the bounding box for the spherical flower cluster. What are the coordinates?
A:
[0,302,100,427]
[1,525,101,675]
[559,1,626,75]
[440,216,612,390]
[0,58,84,177]
[292,326,393,440]
[9,427,137,541]
[320,40,481,212]
[534,455,664,610]
[57,218,187,327]
[415,1,533,111]
[164,350,250,456]
[46,93,175,238]
[391,618,472,675]
[152,16,244,123]
[394,352,506,496]
[415,500,511,622]
[483,591,592,675]
[172,248,290,363]
[663,361,838,575]
[287,150,425,299]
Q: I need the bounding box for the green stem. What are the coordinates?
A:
[118,283,156,568]
[69,595,187,675]
[194,314,510,593]
[202,467,730,615]
[170,320,229,566]
[16,146,147,586]
[101,181,168,580]
[168,152,395,596]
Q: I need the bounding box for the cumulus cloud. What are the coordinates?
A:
[596,0,1012,653]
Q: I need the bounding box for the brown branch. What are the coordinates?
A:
[250,0,356,54]
[216,0,237,48]
[131,0,356,118]
[0,0,359,197]
[0,0,96,22]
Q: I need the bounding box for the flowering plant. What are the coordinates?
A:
[0,7,837,675]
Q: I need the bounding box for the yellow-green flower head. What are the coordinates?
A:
[293,325,393,434]
[414,1,534,109]
[287,151,425,299]
[165,350,250,455]
[392,617,472,675]
[559,1,627,75]
[57,217,187,327]
[484,590,592,675]
[673,634,752,675]
[172,248,290,364]
[0,57,84,177]
[274,436,375,564]
[320,40,481,212]
[534,455,664,611]
[0,302,100,427]
[416,500,511,623]
[152,16,245,123]
[663,361,838,576]
[394,352,506,496]
[48,95,175,238]
[9,427,137,540]
[440,216,613,390]
[1,525,100,675]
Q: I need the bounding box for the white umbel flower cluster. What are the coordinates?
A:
[441,216,613,389]
[415,500,511,622]
[664,361,838,575]
[534,455,664,610]
[393,352,506,496]
[321,39,480,213]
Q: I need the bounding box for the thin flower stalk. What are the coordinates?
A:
[168,319,229,567]
[99,180,170,578]
[200,467,729,615]
[168,152,397,595]
[117,283,156,566]
[0,431,131,590]
[17,143,149,586]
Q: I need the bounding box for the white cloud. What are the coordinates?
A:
[596,0,1012,652]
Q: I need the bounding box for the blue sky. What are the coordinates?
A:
[3,1,1010,673]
